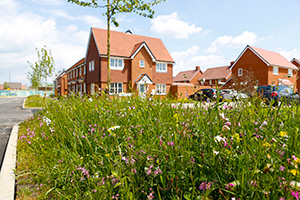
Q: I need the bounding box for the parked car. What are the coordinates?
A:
[189,88,224,102]
[256,85,299,105]
[222,89,249,101]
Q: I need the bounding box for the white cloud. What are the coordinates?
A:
[171,46,227,76]
[0,0,87,85]
[207,31,258,53]
[279,49,300,60]
[151,12,202,39]
[31,0,64,6]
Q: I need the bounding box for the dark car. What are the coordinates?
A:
[256,85,299,105]
[189,88,224,102]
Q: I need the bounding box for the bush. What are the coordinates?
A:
[16,95,300,199]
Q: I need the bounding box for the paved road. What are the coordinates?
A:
[0,97,36,171]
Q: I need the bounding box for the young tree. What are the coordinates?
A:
[27,46,55,94]
[27,61,43,90]
[68,0,166,90]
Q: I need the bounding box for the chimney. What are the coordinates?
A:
[125,29,132,34]
[230,61,235,66]
[196,66,200,71]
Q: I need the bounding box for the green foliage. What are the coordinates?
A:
[16,95,300,199]
[24,95,54,108]
[27,46,55,89]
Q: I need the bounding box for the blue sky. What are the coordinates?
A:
[1,0,300,86]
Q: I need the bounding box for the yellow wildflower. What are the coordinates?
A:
[263,142,271,148]
[105,154,110,157]
[290,169,299,176]
[279,131,287,137]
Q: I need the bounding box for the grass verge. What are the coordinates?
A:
[24,95,54,108]
[16,95,300,199]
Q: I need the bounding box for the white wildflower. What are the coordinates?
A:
[214,135,226,143]
[108,125,121,131]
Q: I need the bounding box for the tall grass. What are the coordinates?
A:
[16,95,300,199]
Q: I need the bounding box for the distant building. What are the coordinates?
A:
[4,82,22,90]
[0,84,3,90]
[173,66,203,85]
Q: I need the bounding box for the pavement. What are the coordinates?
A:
[0,97,42,200]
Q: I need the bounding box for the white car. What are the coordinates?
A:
[222,89,249,100]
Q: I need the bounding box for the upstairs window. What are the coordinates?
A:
[76,69,78,77]
[288,69,293,77]
[156,62,167,72]
[238,68,243,76]
[273,66,278,75]
[79,67,82,76]
[84,65,86,74]
[140,60,145,68]
[110,58,124,70]
[89,60,95,72]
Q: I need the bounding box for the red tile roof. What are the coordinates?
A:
[199,65,231,80]
[66,58,85,72]
[174,67,202,82]
[233,46,298,70]
[91,28,174,63]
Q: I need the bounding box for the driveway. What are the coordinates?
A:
[0,97,37,171]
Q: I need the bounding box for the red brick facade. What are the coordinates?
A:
[227,46,298,91]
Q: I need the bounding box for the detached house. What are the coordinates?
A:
[66,58,86,94]
[198,63,232,87]
[226,45,298,90]
[85,28,174,96]
[173,66,203,85]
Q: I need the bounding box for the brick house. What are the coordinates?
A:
[225,45,298,91]
[198,63,232,88]
[173,66,203,85]
[54,70,68,96]
[66,58,86,94]
[291,58,300,92]
[85,28,174,96]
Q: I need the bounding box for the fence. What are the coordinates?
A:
[0,90,54,97]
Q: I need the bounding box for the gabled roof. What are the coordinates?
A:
[135,73,153,84]
[90,28,174,63]
[231,45,298,70]
[173,67,202,82]
[130,42,156,61]
[66,58,85,72]
[291,58,300,66]
[199,65,231,80]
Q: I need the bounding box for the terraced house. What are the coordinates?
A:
[291,58,300,92]
[85,28,174,96]
[66,58,86,94]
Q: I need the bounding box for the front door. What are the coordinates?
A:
[139,84,146,93]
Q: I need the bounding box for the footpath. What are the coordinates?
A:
[0,99,42,200]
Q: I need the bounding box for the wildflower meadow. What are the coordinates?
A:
[16,95,300,199]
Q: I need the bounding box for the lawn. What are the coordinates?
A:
[16,95,300,199]
[24,95,55,108]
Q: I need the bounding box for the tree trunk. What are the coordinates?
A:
[106,0,111,93]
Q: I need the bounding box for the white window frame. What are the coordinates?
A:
[156,84,166,95]
[109,82,123,94]
[273,66,278,75]
[110,58,124,70]
[79,67,82,76]
[140,60,145,68]
[156,62,167,73]
[76,69,78,77]
[209,80,212,85]
[89,60,95,72]
[238,68,243,76]
[288,69,293,77]
[84,65,86,74]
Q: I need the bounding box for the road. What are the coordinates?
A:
[0,97,36,171]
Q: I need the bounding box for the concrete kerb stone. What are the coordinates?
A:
[0,123,19,200]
